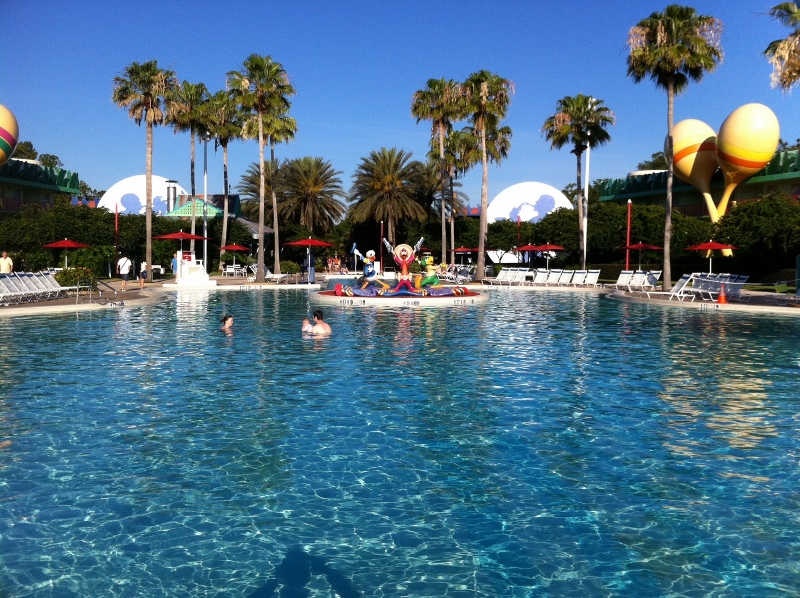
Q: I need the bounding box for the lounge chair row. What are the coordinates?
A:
[604,270,663,292]
[633,272,749,302]
[0,271,81,305]
[246,265,288,283]
[481,268,602,287]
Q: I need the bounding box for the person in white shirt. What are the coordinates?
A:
[0,251,13,274]
[117,254,132,290]
[138,260,147,289]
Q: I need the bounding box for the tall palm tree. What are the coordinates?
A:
[542,94,614,270]
[228,54,295,282]
[113,60,177,279]
[348,148,426,244]
[168,80,210,251]
[205,90,243,260]
[443,129,478,263]
[279,157,346,234]
[462,70,514,281]
[411,78,464,264]
[627,4,723,289]
[765,2,800,90]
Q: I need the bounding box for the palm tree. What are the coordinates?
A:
[113,60,177,279]
[348,148,426,244]
[765,2,800,90]
[411,78,464,264]
[168,80,210,251]
[205,90,243,261]
[542,94,614,270]
[279,157,346,234]
[444,129,481,263]
[237,161,281,223]
[228,54,295,282]
[627,4,723,289]
[462,70,514,281]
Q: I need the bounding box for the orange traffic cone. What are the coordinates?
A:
[717,283,727,304]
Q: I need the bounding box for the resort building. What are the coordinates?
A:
[599,149,800,216]
[0,158,81,215]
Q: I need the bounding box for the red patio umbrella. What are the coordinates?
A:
[153,230,210,257]
[43,238,90,268]
[529,244,565,269]
[220,244,249,267]
[153,231,209,241]
[685,241,737,273]
[621,242,663,271]
[284,238,334,281]
[516,244,539,252]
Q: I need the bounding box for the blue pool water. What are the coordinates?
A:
[1,290,799,597]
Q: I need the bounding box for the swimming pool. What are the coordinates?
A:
[1,290,799,596]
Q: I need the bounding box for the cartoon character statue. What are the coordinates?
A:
[383,237,423,293]
[361,249,390,290]
[415,256,440,288]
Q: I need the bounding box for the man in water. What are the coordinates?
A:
[310,309,332,335]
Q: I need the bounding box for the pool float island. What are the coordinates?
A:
[314,238,487,307]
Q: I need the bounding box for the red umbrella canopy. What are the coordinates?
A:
[220,244,249,252]
[284,238,334,248]
[516,244,539,251]
[453,247,473,253]
[531,244,565,251]
[153,231,209,241]
[685,241,738,251]
[623,242,662,251]
[43,238,89,249]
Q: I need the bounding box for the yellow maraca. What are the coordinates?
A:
[0,104,20,167]
[670,119,719,221]
[716,103,780,217]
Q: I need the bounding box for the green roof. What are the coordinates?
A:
[165,198,223,217]
[599,149,800,202]
[0,159,81,193]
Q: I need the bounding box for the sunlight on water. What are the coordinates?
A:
[1,290,799,596]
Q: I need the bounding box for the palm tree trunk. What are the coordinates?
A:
[220,143,230,265]
[145,122,153,280]
[663,83,675,291]
[449,174,455,266]
[190,131,197,254]
[575,147,585,270]
[257,113,266,283]
[439,126,447,265]
[477,123,489,281]
[271,141,281,275]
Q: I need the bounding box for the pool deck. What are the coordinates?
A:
[1,275,799,317]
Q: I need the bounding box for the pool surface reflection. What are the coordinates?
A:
[1,290,799,596]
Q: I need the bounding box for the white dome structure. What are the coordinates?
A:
[97,175,188,216]
[487,182,572,223]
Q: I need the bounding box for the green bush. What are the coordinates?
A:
[281,260,300,274]
[55,266,97,291]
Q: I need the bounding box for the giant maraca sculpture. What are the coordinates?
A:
[0,104,19,167]
[715,103,780,217]
[670,119,720,221]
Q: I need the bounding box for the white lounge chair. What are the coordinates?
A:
[556,270,574,286]
[482,267,513,286]
[583,270,601,287]
[569,270,588,286]
[527,269,549,286]
[544,269,562,286]
[606,270,633,290]
[638,273,695,301]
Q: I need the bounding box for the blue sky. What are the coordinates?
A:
[2,1,796,208]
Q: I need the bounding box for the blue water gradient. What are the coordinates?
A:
[1,290,799,596]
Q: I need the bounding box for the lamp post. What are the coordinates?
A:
[626,199,632,270]
[380,220,384,274]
